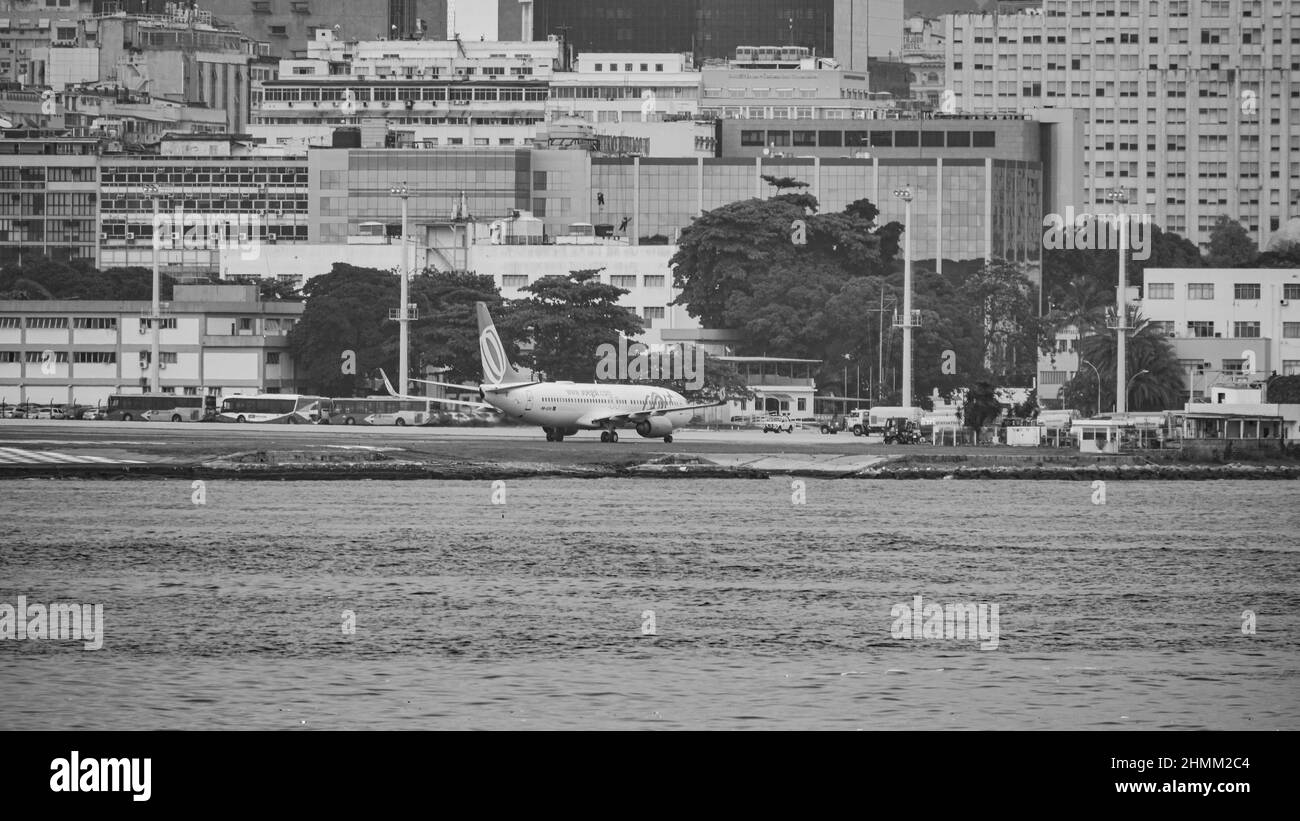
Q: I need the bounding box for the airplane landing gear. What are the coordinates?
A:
[663,434,673,443]
[544,427,564,442]
[600,430,619,443]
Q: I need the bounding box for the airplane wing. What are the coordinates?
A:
[378,369,495,410]
[405,374,544,394]
[578,399,726,427]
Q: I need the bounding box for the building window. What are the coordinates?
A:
[1147,283,1174,299]
[643,275,665,288]
[72,317,118,329]
[0,318,20,328]
[160,352,178,364]
[502,275,529,288]
[1283,322,1300,338]
[25,317,70,329]
[25,351,69,362]
[266,352,281,365]
[1187,283,1215,299]
[972,131,996,147]
[1234,321,1261,338]
[269,25,287,37]
[72,351,117,364]
[238,318,254,331]
[1148,320,1176,336]
[740,130,764,146]
[1188,320,1216,337]
[611,275,637,289]
[1234,283,1261,299]
[643,306,666,325]
[0,351,20,363]
[1284,284,1300,300]
[818,130,843,147]
[1283,360,1300,375]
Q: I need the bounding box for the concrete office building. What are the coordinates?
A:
[944,1,1300,250]
[0,132,100,266]
[531,0,902,69]
[251,30,556,149]
[0,283,305,406]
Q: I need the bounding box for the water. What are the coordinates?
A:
[1,479,1297,730]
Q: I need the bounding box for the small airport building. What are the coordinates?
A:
[0,284,305,407]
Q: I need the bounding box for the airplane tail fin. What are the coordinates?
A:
[475,301,532,386]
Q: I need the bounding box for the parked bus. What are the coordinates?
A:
[327,396,434,426]
[215,394,332,424]
[104,393,215,422]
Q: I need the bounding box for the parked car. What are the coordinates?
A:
[762,414,794,434]
[81,408,102,420]
[33,406,66,420]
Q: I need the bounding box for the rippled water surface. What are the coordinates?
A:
[1,479,1297,729]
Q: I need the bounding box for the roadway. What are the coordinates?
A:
[0,419,1015,470]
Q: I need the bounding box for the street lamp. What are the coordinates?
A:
[1106,186,1129,415]
[892,184,915,408]
[143,183,162,394]
[390,182,410,392]
[1080,359,1101,417]
[1126,368,1150,410]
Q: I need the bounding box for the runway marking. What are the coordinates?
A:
[0,447,145,465]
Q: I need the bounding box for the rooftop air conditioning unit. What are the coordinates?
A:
[1282,299,1290,306]
[267,233,277,242]
[125,232,135,241]
[99,232,108,240]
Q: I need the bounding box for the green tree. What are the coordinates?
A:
[1204,215,1258,267]
[1266,374,1300,403]
[957,259,1043,384]
[500,269,643,381]
[288,263,399,396]
[0,257,173,300]
[961,381,1002,429]
[670,194,887,361]
[409,269,514,385]
[1060,310,1185,414]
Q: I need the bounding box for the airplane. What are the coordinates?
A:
[379,301,723,443]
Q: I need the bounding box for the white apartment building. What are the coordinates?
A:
[252,30,559,149]
[902,17,946,110]
[0,284,305,406]
[548,53,701,124]
[699,46,895,122]
[944,0,1300,250]
[1040,268,1300,407]
[1139,267,1300,382]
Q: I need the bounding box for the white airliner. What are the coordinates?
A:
[380,301,722,443]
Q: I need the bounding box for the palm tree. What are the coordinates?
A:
[1061,309,1185,413]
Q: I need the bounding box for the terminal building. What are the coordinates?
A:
[0,283,305,406]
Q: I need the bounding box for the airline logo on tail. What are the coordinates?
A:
[475,302,530,386]
[480,323,509,386]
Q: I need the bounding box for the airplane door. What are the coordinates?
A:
[524,389,533,412]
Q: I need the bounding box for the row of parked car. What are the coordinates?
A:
[0,405,102,420]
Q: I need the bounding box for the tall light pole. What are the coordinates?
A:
[390,182,410,392]
[866,288,895,402]
[893,184,915,408]
[144,183,162,394]
[1106,186,1129,415]
[1126,368,1150,410]
[1081,359,1101,417]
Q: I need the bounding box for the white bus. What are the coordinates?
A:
[327,397,433,426]
[105,393,216,422]
[215,394,332,424]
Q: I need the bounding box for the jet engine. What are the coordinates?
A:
[635,417,673,438]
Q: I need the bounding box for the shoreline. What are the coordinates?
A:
[2,448,1297,480]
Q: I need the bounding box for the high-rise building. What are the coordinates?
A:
[944,1,1300,250]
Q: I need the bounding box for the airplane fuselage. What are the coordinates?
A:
[484,382,693,432]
